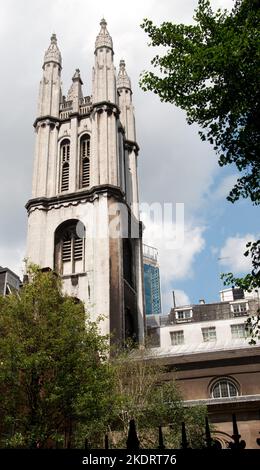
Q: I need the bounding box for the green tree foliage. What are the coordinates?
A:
[0,267,206,449]
[140,0,260,204]
[111,347,206,448]
[221,240,260,344]
[0,266,115,448]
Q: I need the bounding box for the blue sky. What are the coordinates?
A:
[170,169,260,307]
[0,0,258,314]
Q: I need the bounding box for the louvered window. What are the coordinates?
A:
[62,239,71,262]
[62,142,70,161]
[61,162,69,191]
[80,135,90,188]
[74,237,83,260]
[81,138,90,158]
[55,220,85,275]
[82,158,90,187]
[60,139,70,192]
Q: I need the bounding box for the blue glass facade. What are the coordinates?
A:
[144,262,162,315]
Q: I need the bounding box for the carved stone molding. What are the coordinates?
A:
[25,184,126,214]
[93,101,120,118]
[124,139,140,155]
[34,115,60,129]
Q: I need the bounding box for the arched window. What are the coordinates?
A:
[54,220,85,275]
[80,135,90,188]
[60,139,70,192]
[211,379,239,398]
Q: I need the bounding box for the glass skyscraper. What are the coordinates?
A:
[143,245,162,315]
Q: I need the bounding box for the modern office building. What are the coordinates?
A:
[143,244,162,315]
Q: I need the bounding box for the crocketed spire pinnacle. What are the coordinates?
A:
[67,68,83,101]
[117,59,131,90]
[72,68,83,84]
[44,33,62,67]
[95,18,113,51]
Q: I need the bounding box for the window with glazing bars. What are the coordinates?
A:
[232,303,248,315]
[202,326,216,342]
[211,379,239,398]
[231,323,247,339]
[170,330,184,346]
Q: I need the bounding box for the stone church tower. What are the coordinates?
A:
[26,20,144,343]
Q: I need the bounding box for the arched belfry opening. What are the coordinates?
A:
[54,220,85,275]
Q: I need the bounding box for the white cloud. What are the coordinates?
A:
[214,0,234,9]
[161,225,205,280]
[142,210,205,312]
[142,214,205,281]
[141,207,205,314]
[219,234,257,274]
[0,245,25,280]
[138,104,218,212]
[161,288,191,315]
[211,174,238,200]
[174,289,191,307]
[211,246,219,256]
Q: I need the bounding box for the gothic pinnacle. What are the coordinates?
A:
[117,59,131,90]
[95,18,113,52]
[72,68,83,84]
[51,33,57,44]
[44,33,62,67]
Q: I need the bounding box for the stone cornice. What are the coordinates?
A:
[148,345,260,370]
[95,45,114,55]
[42,60,62,70]
[124,139,140,155]
[34,102,121,127]
[25,184,126,214]
[117,86,132,94]
[185,394,260,408]
[33,115,60,129]
[92,101,120,118]
[59,108,93,123]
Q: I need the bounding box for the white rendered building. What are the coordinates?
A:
[147,288,260,353]
[26,20,144,343]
